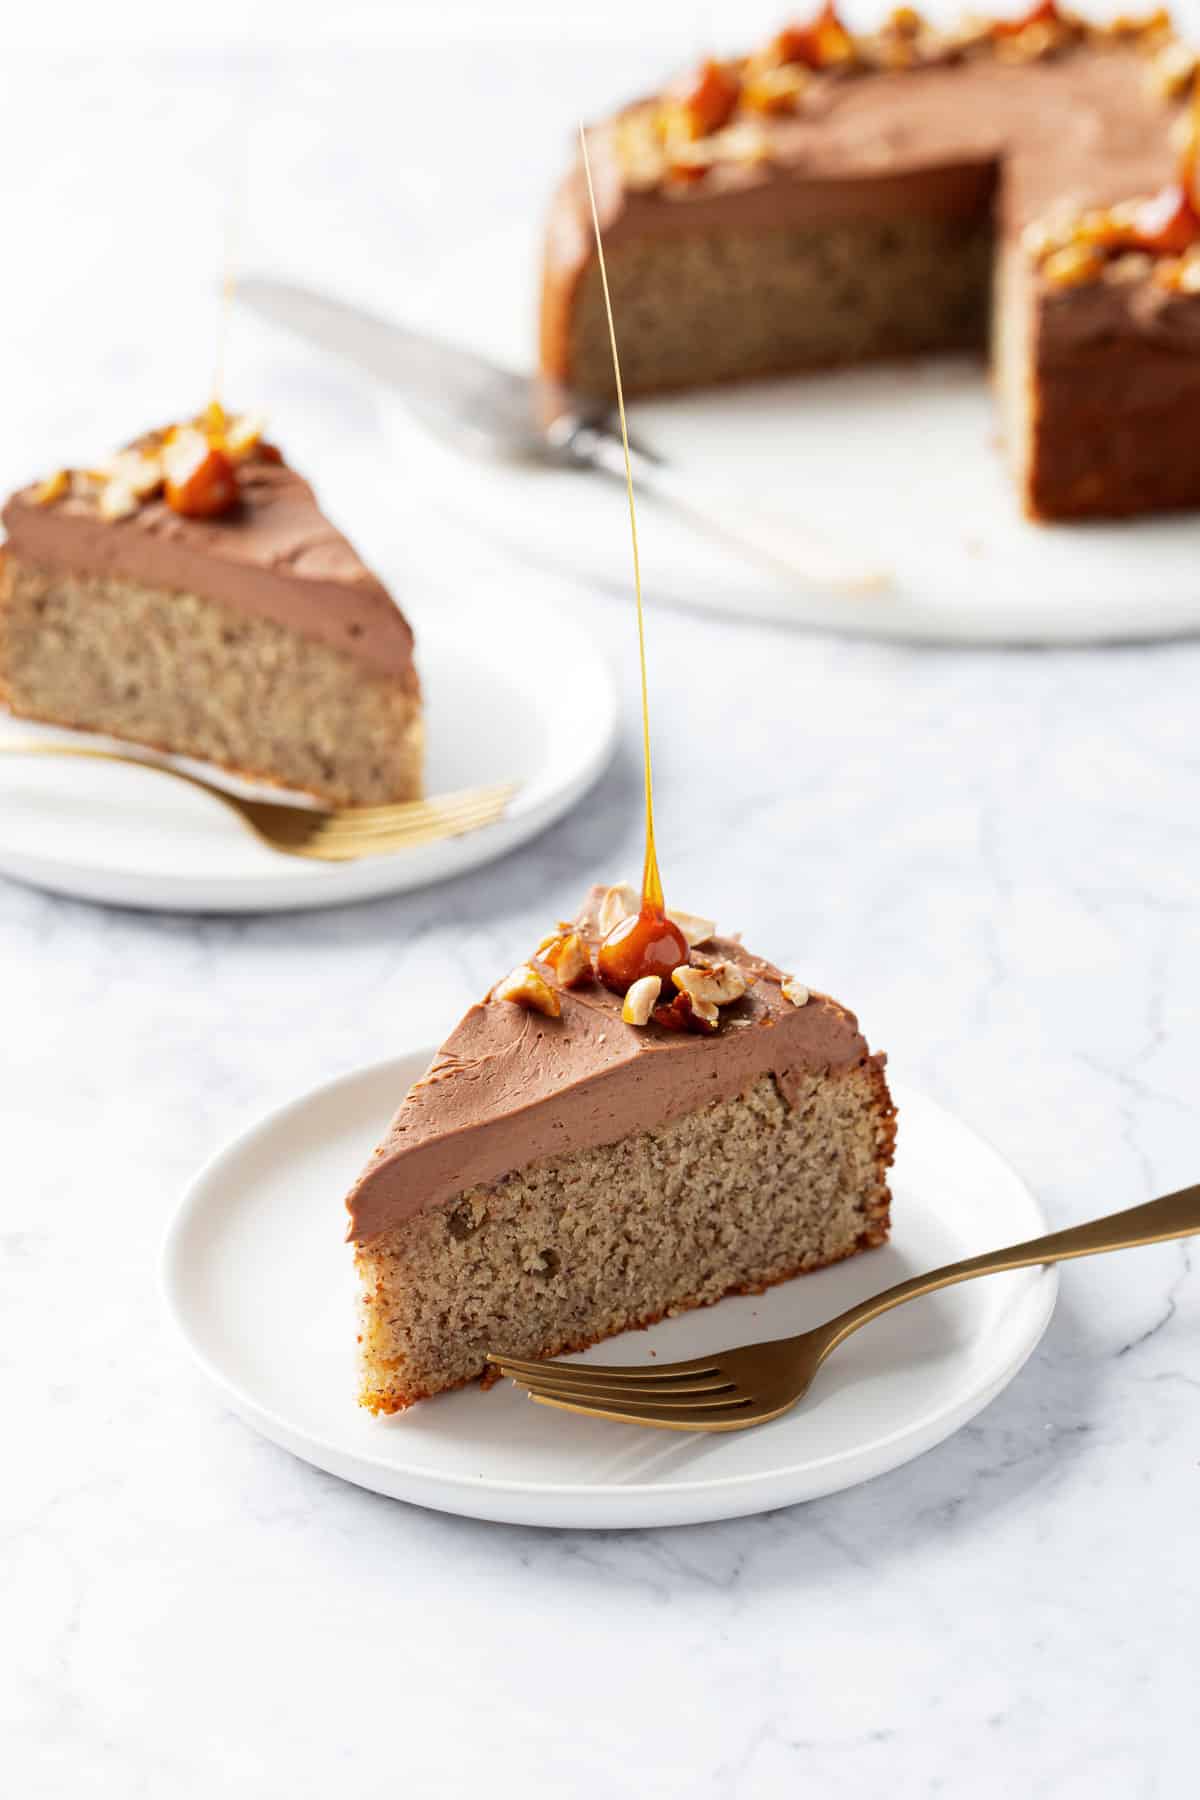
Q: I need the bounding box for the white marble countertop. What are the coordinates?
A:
[3,18,1199,1797]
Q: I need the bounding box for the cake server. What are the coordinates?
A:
[489,1181,1200,1432]
[237,276,889,595]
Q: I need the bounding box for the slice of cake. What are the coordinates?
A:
[348,883,895,1412]
[0,411,422,807]
[539,7,1198,520]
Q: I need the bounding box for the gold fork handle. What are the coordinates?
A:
[0,740,324,828]
[815,1183,1200,1362]
[0,741,236,802]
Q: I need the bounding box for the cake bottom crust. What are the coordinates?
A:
[356,1059,896,1414]
[0,556,423,808]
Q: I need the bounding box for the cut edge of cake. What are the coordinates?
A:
[347,884,896,1413]
[539,8,1200,523]
[0,414,423,809]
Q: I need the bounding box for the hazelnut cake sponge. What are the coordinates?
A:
[0,412,422,807]
[540,6,1200,520]
[349,884,895,1413]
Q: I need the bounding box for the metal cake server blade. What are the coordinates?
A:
[237,276,890,594]
[238,276,557,462]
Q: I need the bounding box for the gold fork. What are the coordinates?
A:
[488,1183,1200,1433]
[0,742,515,861]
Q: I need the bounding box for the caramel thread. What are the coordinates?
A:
[578,123,665,917]
[211,83,250,428]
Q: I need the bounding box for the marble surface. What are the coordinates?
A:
[3,19,1199,1798]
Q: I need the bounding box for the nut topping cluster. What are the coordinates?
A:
[1027,101,1200,291]
[612,7,1187,195]
[30,404,280,524]
[495,884,755,1034]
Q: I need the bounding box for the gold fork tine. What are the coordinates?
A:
[485,1352,721,1384]
[293,793,513,861]
[489,1184,1200,1433]
[529,1392,767,1432]
[508,1370,736,1400]
[514,1377,739,1409]
[320,785,515,826]
[305,787,514,843]
[512,1368,749,1410]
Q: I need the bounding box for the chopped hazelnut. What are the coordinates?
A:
[654,990,716,1032]
[887,6,924,35]
[598,883,639,936]
[742,63,811,114]
[224,413,268,461]
[995,20,1062,62]
[672,960,749,1010]
[1021,216,1071,260]
[782,978,811,1006]
[671,58,741,140]
[31,469,70,506]
[1042,242,1106,287]
[1104,251,1154,283]
[1178,249,1200,294]
[1155,249,1200,292]
[104,449,164,500]
[622,975,662,1026]
[771,6,856,71]
[1145,39,1197,101]
[669,909,717,948]
[494,963,561,1018]
[665,142,717,185]
[542,931,592,988]
[614,112,668,190]
[97,482,139,522]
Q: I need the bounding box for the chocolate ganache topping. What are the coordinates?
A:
[2,446,415,682]
[345,887,877,1243]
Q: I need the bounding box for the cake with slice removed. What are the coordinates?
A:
[539,6,1200,520]
[0,411,421,807]
[348,883,895,1412]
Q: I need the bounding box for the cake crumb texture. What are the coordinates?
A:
[560,215,993,397]
[356,1060,895,1413]
[0,558,423,808]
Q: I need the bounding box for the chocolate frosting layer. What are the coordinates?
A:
[586,46,1180,243]
[543,41,1193,367]
[2,455,415,682]
[346,887,879,1244]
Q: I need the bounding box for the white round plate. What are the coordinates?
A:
[388,222,1200,645]
[163,1050,1057,1529]
[0,592,616,913]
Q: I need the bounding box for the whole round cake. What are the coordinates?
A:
[540,6,1200,520]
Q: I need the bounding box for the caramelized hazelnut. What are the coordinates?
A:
[673,59,741,138]
[164,431,240,519]
[597,906,689,995]
[771,4,855,70]
[652,991,717,1035]
[1126,183,1200,255]
[991,1,1060,38]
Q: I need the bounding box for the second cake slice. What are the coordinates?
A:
[0,415,422,808]
[348,885,896,1412]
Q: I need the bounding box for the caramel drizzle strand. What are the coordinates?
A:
[578,123,666,916]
